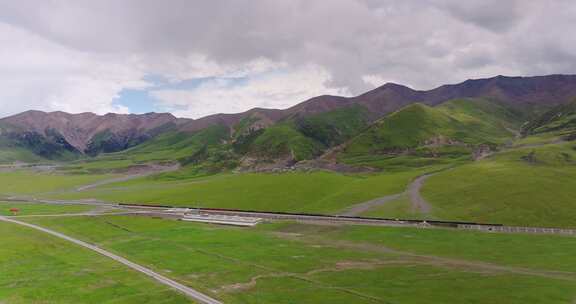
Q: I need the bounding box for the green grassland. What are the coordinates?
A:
[359,194,427,220]
[20,215,576,304]
[0,170,113,196]
[50,169,430,213]
[0,201,97,216]
[0,220,188,304]
[421,141,576,227]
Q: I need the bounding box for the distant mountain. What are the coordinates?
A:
[1,74,576,165]
[0,111,185,158]
[178,74,576,132]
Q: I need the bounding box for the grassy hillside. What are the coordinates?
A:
[247,123,323,162]
[0,139,46,163]
[0,122,80,161]
[67,124,235,174]
[421,140,576,227]
[68,107,371,173]
[339,99,518,169]
[293,105,369,147]
[522,100,576,137]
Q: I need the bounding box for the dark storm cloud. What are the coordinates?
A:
[433,0,523,32]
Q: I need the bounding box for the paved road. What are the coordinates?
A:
[0,215,222,304]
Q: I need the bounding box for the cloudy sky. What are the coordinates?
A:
[0,0,575,118]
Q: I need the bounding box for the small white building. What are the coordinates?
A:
[181,213,262,227]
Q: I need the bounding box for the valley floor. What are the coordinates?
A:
[0,201,575,304]
[2,135,576,303]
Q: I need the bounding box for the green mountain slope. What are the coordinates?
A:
[292,105,369,147]
[339,99,519,169]
[522,100,576,139]
[0,124,79,162]
[70,106,371,173]
[0,137,47,163]
[246,123,323,162]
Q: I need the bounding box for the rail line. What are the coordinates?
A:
[119,203,576,236]
[4,197,576,236]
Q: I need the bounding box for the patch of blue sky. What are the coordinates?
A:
[114,67,282,114]
[112,89,159,114]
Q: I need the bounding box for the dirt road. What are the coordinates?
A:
[408,174,433,214]
[338,193,402,216]
[75,164,180,192]
[0,215,222,304]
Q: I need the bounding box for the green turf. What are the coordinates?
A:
[309,265,575,304]
[21,215,576,304]
[0,220,189,304]
[302,224,576,272]
[50,170,428,213]
[421,141,576,227]
[359,193,427,220]
[0,170,113,196]
[22,216,384,303]
[0,201,96,216]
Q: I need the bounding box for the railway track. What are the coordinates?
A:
[4,197,576,236]
[119,204,576,236]
[120,203,497,227]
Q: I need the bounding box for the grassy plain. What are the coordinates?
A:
[51,169,430,214]
[21,215,576,304]
[0,170,112,196]
[0,201,96,216]
[0,220,188,304]
[359,194,426,220]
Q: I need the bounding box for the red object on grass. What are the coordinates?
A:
[9,208,20,215]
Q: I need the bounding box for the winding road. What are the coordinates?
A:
[407,174,433,214]
[0,215,222,304]
[338,193,403,216]
[338,172,435,217]
[76,164,180,192]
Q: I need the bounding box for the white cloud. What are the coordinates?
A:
[145,55,286,83]
[0,22,148,116]
[0,1,575,118]
[151,65,350,118]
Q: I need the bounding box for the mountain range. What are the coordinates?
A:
[2,74,576,171]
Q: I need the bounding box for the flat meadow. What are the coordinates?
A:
[18,214,576,304]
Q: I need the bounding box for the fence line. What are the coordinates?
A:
[457,224,576,235]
